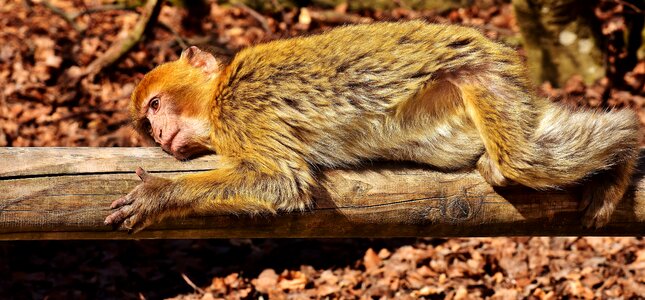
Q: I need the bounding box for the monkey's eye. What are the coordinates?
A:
[149,97,160,112]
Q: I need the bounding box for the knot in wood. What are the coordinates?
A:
[440,195,483,223]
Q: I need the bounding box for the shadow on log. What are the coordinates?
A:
[0,147,643,240]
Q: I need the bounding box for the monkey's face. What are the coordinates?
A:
[130,46,222,160]
[141,93,212,160]
[130,60,219,160]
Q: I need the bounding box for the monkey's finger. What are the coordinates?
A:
[120,214,148,233]
[135,167,149,182]
[119,214,136,231]
[104,210,125,225]
[110,196,132,209]
[126,216,151,234]
[104,206,134,225]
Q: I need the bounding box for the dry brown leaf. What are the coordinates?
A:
[277,270,307,291]
[363,248,381,272]
[253,269,278,294]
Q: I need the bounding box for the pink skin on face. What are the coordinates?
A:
[145,96,210,160]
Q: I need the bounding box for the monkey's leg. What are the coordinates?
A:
[476,153,511,187]
[105,157,314,232]
[457,82,547,187]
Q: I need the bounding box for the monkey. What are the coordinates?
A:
[104,20,640,232]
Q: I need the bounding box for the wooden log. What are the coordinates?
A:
[0,147,643,240]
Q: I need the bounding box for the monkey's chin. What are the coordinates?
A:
[170,144,214,161]
[169,146,193,161]
[171,152,190,161]
[163,143,188,160]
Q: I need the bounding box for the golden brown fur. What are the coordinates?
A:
[106,20,639,231]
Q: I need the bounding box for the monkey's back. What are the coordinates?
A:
[213,21,513,168]
[224,21,514,111]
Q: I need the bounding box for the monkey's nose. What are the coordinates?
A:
[158,129,163,139]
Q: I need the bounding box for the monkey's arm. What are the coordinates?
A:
[104,156,314,232]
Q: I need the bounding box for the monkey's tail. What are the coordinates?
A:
[528,104,639,186]
[531,104,640,227]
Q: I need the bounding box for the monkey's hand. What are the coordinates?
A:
[105,167,175,233]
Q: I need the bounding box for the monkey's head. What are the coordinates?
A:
[130,46,220,160]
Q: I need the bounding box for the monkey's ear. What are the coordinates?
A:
[180,46,219,75]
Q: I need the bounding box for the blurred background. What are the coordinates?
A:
[0,0,644,299]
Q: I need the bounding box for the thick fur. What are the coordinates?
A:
[122,20,639,229]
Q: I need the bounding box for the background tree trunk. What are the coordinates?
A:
[607,0,644,90]
[512,0,605,87]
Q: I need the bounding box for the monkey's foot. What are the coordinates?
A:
[580,186,617,228]
[476,153,511,187]
[105,167,173,233]
[581,201,614,229]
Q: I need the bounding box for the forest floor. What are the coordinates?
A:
[0,0,644,299]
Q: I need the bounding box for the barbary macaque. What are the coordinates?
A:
[105,21,639,232]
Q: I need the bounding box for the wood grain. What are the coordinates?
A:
[0,147,643,239]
